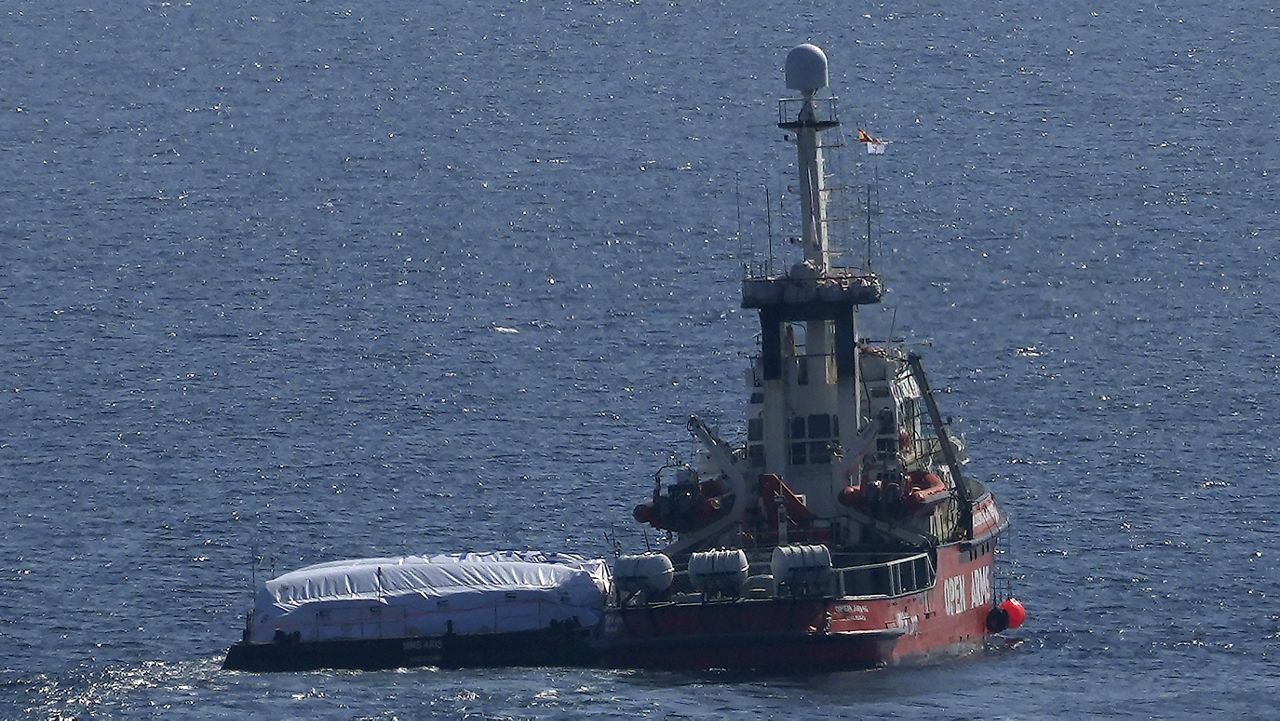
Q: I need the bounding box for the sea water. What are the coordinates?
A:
[1,2,1276,718]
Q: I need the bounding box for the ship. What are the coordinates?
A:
[221,43,1024,676]
[596,44,1025,672]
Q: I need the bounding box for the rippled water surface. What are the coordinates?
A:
[2,2,1277,719]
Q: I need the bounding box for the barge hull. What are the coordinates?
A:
[223,625,595,672]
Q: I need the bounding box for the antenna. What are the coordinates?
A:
[735,173,743,272]
[249,540,260,601]
[874,170,881,265]
[765,184,774,275]
[605,526,623,559]
[865,182,873,269]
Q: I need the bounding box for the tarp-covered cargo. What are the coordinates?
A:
[247,551,610,644]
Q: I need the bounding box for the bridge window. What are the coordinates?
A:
[808,441,832,464]
[790,416,806,439]
[807,414,831,438]
[790,442,808,466]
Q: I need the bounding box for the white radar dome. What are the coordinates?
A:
[785,44,829,93]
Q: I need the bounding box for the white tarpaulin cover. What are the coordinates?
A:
[248,551,610,644]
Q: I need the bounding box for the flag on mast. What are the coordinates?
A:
[857,128,888,155]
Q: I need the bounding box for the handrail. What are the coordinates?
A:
[835,552,935,599]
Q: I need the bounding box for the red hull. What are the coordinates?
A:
[599,540,997,671]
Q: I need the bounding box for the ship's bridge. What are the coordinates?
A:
[742,265,882,316]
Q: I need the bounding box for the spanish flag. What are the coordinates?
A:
[857,128,887,155]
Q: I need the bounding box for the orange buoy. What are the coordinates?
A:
[1000,598,1027,630]
[985,598,1027,633]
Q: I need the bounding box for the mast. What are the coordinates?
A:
[788,53,831,270]
[786,45,836,403]
[741,45,883,514]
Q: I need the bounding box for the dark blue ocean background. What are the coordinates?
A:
[2,1,1276,718]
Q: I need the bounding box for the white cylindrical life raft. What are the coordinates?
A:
[687,549,750,597]
[613,553,675,596]
[771,544,835,597]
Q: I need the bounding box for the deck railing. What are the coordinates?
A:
[643,551,937,606]
[835,552,935,598]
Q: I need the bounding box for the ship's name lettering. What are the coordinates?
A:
[943,574,967,615]
[834,604,870,614]
[945,567,994,615]
[970,566,992,609]
[895,611,919,635]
